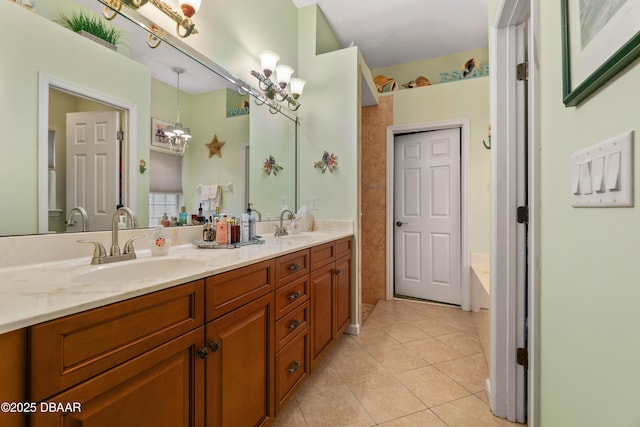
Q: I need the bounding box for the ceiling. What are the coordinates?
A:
[291,0,489,69]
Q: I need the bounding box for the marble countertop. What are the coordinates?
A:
[0,230,352,334]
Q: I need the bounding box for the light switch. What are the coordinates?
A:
[579,161,592,195]
[606,151,621,191]
[571,130,634,207]
[592,156,605,193]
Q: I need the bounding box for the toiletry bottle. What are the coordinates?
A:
[161,213,171,227]
[151,225,169,256]
[216,217,228,244]
[198,203,203,218]
[248,210,256,240]
[241,213,249,242]
[202,220,210,241]
[179,206,188,226]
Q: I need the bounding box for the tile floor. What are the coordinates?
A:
[274,299,524,427]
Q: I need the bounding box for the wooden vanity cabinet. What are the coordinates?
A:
[0,328,27,427]
[309,237,352,371]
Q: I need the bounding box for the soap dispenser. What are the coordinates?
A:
[151,225,170,256]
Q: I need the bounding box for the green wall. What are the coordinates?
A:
[538,3,640,426]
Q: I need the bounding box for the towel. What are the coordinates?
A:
[209,185,221,209]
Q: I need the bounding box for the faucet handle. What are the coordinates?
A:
[123,235,145,255]
[77,240,107,263]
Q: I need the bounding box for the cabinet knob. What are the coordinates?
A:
[289,319,301,330]
[197,347,209,359]
[287,361,300,374]
[334,269,341,275]
[209,341,220,352]
[288,263,301,271]
[288,290,301,301]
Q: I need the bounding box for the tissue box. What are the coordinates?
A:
[296,213,314,232]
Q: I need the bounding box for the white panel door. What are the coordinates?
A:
[394,128,461,305]
[66,111,119,232]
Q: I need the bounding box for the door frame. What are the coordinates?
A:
[385,119,471,311]
[490,0,539,424]
[38,73,138,233]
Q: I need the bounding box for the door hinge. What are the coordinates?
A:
[516,62,528,81]
[517,206,529,224]
[516,347,528,369]
[116,130,124,142]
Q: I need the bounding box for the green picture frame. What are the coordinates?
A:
[561,0,640,107]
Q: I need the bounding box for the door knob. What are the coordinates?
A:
[396,221,407,227]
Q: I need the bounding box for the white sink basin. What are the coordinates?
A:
[72,257,207,284]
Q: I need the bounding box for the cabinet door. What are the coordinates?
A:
[31,327,205,427]
[205,293,274,427]
[310,263,334,371]
[334,255,352,336]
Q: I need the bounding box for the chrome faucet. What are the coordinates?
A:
[274,209,294,237]
[66,206,88,232]
[78,207,142,265]
[248,203,262,221]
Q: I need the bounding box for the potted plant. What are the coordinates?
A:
[58,10,125,50]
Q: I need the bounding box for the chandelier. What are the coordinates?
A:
[251,51,306,114]
[164,67,191,154]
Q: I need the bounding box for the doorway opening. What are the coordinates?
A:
[38,74,138,234]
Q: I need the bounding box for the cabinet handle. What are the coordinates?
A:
[198,347,209,359]
[289,319,301,330]
[209,341,220,352]
[334,268,341,275]
[288,263,301,271]
[287,361,300,374]
[288,290,301,301]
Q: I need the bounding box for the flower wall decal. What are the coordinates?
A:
[262,155,283,176]
[314,151,338,173]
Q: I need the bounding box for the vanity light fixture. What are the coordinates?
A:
[164,67,191,154]
[250,50,306,114]
[102,0,200,44]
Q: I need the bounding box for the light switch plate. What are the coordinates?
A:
[571,130,634,207]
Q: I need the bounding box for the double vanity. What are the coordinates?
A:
[0,223,353,426]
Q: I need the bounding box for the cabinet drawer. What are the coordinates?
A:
[274,275,309,319]
[275,302,309,351]
[310,241,335,270]
[275,249,309,287]
[275,330,309,415]
[30,280,204,402]
[335,237,352,260]
[206,259,275,321]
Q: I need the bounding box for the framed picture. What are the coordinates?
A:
[561,0,640,107]
[151,118,172,151]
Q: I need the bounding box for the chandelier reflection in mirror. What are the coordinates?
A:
[101,0,201,47]
[250,51,306,114]
[164,67,191,154]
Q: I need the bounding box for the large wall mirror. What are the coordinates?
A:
[0,0,297,237]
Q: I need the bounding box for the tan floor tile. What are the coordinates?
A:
[295,384,376,427]
[326,334,363,360]
[433,355,489,393]
[363,310,398,328]
[378,409,448,427]
[365,343,430,373]
[348,373,426,423]
[431,395,520,426]
[273,398,307,427]
[297,356,344,394]
[403,338,464,364]
[382,323,430,343]
[396,365,471,408]
[436,332,483,356]
[411,318,462,337]
[324,349,390,385]
[352,326,401,347]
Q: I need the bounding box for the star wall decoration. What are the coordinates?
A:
[206,135,225,158]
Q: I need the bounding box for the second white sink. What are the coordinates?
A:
[72,257,207,284]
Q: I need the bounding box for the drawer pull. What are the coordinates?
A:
[289,319,301,330]
[288,290,301,301]
[209,341,220,352]
[288,263,301,271]
[287,361,300,374]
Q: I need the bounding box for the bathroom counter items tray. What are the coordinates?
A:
[192,237,265,249]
